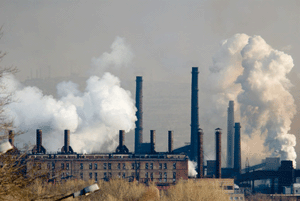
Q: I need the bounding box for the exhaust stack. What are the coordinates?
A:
[227,101,234,168]
[197,129,204,178]
[116,130,129,154]
[215,128,222,178]
[61,130,74,154]
[150,130,156,154]
[135,76,143,154]
[234,123,241,174]
[168,130,173,153]
[190,67,200,161]
[8,130,15,147]
[32,129,46,154]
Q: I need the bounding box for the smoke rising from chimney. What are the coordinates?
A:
[3,37,137,153]
[205,33,297,167]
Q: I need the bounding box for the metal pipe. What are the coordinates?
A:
[197,129,204,178]
[150,130,156,154]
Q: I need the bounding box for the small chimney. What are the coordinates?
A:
[227,100,234,168]
[9,130,15,147]
[197,129,204,178]
[234,123,241,174]
[150,130,156,154]
[215,128,222,178]
[168,130,173,153]
[115,130,129,154]
[64,130,70,153]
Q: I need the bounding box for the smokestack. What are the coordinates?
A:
[168,130,173,153]
[227,101,234,168]
[115,130,129,154]
[32,129,46,154]
[119,130,124,148]
[135,76,143,153]
[197,129,204,178]
[215,128,222,178]
[8,130,15,147]
[190,67,200,161]
[150,130,156,154]
[234,123,241,174]
[64,130,70,153]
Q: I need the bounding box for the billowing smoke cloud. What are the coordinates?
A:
[204,33,297,167]
[3,36,137,153]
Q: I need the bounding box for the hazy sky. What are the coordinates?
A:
[1,0,300,167]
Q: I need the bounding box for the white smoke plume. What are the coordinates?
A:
[204,33,297,167]
[188,160,197,177]
[3,37,137,153]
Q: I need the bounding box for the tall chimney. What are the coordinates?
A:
[150,130,156,154]
[215,128,222,178]
[135,76,143,153]
[64,130,70,153]
[9,130,15,147]
[197,129,204,178]
[37,129,42,153]
[234,123,241,174]
[227,101,234,168]
[168,130,173,153]
[190,67,200,161]
[119,130,125,148]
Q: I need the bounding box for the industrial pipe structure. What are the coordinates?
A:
[135,76,143,154]
[197,128,204,178]
[215,128,222,178]
[227,101,234,168]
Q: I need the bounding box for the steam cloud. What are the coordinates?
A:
[188,160,197,177]
[205,33,297,167]
[3,37,137,153]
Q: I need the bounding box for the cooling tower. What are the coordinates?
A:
[190,67,200,161]
[227,101,234,168]
[135,76,143,154]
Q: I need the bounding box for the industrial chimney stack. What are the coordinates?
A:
[234,123,241,174]
[227,101,234,168]
[215,128,222,178]
[61,130,74,154]
[190,67,200,161]
[135,76,143,154]
[168,130,173,154]
[32,129,46,154]
[116,130,129,154]
[150,130,156,154]
[197,129,204,178]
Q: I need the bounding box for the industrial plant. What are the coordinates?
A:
[5,67,300,200]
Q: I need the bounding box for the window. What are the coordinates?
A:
[95,173,98,182]
[123,163,126,169]
[118,172,121,178]
[122,173,126,179]
[136,173,139,180]
[159,172,162,182]
[89,163,92,169]
[145,172,148,178]
[136,163,140,169]
[66,172,69,177]
[173,163,176,169]
[80,172,83,180]
[164,163,167,169]
[89,172,92,179]
[52,162,55,170]
[104,163,107,170]
[80,163,83,169]
[61,173,64,179]
[104,172,107,178]
[66,163,69,170]
[150,173,153,180]
[95,163,98,170]
[145,163,148,170]
[164,172,167,182]
[132,163,135,169]
[173,172,176,182]
[117,163,120,170]
[150,163,153,169]
[159,163,162,170]
[109,172,112,178]
[108,163,111,170]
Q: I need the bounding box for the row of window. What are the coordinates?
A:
[80,172,177,182]
[81,162,177,170]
